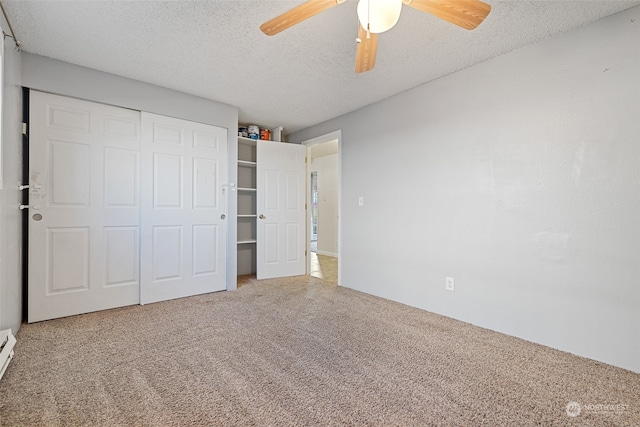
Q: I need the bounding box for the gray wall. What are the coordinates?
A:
[21,53,240,290]
[0,28,24,332]
[290,7,640,373]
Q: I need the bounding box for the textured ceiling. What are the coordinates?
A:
[3,1,639,133]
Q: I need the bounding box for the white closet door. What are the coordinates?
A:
[28,91,141,322]
[140,113,228,304]
[256,141,306,279]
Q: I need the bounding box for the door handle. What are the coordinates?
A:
[259,214,265,219]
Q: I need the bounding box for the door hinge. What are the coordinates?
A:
[22,123,27,135]
[305,250,307,256]
[305,203,307,210]
[305,157,307,164]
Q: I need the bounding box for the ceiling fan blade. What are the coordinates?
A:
[261,0,343,36]
[355,25,379,73]
[403,0,491,30]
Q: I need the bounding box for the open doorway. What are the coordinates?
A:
[304,133,340,284]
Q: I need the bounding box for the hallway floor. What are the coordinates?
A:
[310,252,338,284]
[238,253,338,287]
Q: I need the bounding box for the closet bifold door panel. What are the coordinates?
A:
[140,113,228,304]
[28,91,141,323]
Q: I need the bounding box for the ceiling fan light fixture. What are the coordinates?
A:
[357,0,403,34]
[261,0,492,73]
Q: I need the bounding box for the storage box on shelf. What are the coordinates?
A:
[238,126,284,143]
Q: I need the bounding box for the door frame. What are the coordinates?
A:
[301,130,342,285]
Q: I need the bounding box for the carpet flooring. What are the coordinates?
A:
[0,276,638,426]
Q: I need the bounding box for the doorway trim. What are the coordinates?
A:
[301,130,342,285]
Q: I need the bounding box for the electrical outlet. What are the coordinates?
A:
[445,277,455,291]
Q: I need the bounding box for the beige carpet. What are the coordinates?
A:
[1,276,638,426]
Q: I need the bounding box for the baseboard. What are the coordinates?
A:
[316,251,338,258]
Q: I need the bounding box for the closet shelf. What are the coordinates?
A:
[238,136,257,146]
[238,160,257,168]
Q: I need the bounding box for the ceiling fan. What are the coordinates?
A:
[260,0,491,73]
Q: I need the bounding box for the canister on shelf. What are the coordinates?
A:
[238,126,248,138]
[247,125,259,140]
[260,129,271,141]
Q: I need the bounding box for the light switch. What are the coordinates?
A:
[446,277,455,291]
[358,196,364,207]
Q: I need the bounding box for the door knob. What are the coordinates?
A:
[220,214,226,220]
[259,214,265,219]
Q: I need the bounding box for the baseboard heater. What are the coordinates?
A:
[0,329,16,380]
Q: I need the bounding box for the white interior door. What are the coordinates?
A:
[140,113,228,304]
[256,141,306,279]
[28,91,141,322]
